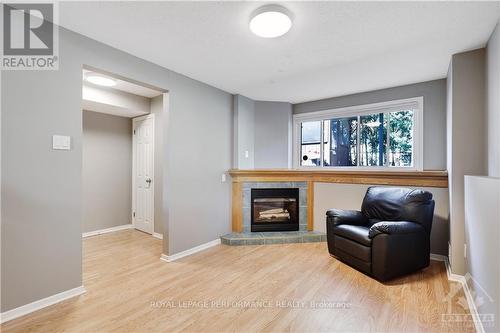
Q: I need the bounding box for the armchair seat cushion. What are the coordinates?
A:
[334,235,371,262]
[333,224,371,246]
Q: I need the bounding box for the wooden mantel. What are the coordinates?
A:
[229,169,448,233]
[229,169,448,188]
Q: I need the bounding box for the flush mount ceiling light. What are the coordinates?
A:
[85,73,117,87]
[249,5,292,38]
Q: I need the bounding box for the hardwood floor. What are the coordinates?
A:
[2,230,474,332]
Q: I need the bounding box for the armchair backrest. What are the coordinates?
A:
[361,186,435,233]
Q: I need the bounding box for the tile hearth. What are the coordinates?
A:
[221,231,326,246]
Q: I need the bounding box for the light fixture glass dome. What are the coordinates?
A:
[249,5,292,38]
[85,74,117,87]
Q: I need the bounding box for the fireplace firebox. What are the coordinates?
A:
[251,188,299,232]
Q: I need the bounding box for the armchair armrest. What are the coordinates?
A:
[368,221,424,239]
[326,209,368,226]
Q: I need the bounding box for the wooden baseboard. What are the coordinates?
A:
[0,286,86,324]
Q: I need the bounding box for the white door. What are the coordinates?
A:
[132,114,154,234]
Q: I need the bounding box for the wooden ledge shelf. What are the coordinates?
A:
[229,169,448,188]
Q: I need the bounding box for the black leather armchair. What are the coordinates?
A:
[326,186,435,281]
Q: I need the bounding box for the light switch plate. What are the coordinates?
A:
[52,135,71,150]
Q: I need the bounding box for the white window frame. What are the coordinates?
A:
[292,97,424,171]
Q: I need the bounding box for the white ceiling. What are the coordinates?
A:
[61,1,500,104]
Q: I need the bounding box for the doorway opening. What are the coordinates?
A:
[81,65,167,239]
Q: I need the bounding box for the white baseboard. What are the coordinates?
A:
[82,224,133,238]
[0,285,86,324]
[153,232,163,240]
[443,258,484,333]
[430,253,447,262]
[160,239,221,263]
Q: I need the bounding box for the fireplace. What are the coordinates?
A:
[251,188,299,232]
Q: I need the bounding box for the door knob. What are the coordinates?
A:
[146,178,152,184]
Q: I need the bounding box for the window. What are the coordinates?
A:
[322,117,357,167]
[294,97,423,170]
[300,121,321,166]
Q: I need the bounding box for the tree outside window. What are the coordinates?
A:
[298,109,414,168]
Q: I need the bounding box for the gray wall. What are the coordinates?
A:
[164,77,231,256]
[464,22,500,333]
[233,95,292,169]
[314,183,449,255]
[447,49,487,275]
[233,95,255,169]
[464,176,500,333]
[82,111,132,233]
[1,26,232,312]
[487,22,500,178]
[254,101,292,168]
[294,79,447,170]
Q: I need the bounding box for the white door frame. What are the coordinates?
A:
[132,113,155,234]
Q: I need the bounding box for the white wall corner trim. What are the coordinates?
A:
[0,286,86,324]
[82,224,133,238]
[443,258,485,333]
[430,253,447,262]
[153,232,163,240]
[160,239,221,263]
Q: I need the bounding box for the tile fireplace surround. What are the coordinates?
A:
[244,182,308,232]
[221,181,325,246]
